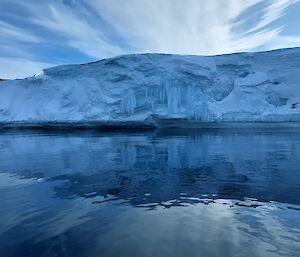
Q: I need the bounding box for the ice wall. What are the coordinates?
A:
[0,48,300,127]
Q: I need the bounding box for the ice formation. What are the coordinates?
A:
[0,48,300,128]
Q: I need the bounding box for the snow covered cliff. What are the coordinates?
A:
[1,48,300,128]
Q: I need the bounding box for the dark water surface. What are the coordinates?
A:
[0,129,300,257]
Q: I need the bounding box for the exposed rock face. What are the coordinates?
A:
[0,48,300,128]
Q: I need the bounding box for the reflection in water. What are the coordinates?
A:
[0,129,299,257]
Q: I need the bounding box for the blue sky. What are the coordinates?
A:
[1,0,300,79]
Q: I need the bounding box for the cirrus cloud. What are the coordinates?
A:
[0,0,299,78]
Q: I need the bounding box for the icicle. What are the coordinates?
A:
[186,84,195,120]
[166,81,181,114]
[121,90,136,114]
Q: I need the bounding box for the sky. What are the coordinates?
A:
[0,0,300,79]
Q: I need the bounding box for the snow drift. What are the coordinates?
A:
[1,48,300,128]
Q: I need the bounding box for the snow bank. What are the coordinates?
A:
[1,48,300,128]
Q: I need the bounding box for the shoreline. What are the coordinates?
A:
[1,121,300,130]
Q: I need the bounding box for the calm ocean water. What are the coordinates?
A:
[0,129,299,257]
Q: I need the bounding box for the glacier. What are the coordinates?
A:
[0,48,300,128]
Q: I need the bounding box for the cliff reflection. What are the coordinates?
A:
[0,129,299,206]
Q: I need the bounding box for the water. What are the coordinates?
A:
[0,129,300,257]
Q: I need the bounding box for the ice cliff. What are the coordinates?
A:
[0,48,300,128]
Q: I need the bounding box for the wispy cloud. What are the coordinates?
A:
[0,57,53,79]
[0,20,40,43]
[87,0,298,55]
[266,35,300,50]
[0,0,299,78]
[29,3,125,58]
[248,0,298,33]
